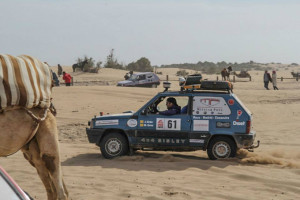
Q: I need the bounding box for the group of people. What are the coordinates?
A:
[56,64,73,86]
[45,63,73,87]
[264,70,279,90]
[124,71,133,80]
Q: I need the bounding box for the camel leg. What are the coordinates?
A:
[22,138,57,200]
[35,112,68,200]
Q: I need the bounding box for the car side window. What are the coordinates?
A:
[138,75,146,80]
[156,96,189,115]
[192,96,231,115]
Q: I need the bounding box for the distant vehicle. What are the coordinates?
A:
[117,72,160,88]
[87,79,259,160]
[0,166,32,200]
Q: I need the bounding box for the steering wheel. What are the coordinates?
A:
[148,104,158,114]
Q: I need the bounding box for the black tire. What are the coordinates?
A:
[100,133,129,159]
[207,136,236,160]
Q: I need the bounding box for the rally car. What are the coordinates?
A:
[86,77,259,160]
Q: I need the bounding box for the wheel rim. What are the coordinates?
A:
[212,141,231,158]
[105,138,122,156]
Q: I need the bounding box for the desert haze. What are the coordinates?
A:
[1,67,300,200]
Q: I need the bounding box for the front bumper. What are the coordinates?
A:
[86,128,105,144]
[233,131,256,149]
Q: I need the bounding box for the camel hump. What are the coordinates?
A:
[0,54,53,110]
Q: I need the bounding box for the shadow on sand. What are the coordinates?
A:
[62,151,242,171]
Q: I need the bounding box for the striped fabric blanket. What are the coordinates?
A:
[0,54,52,110]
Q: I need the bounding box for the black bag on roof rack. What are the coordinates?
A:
[185,74,202,85]
[200,80,233,91]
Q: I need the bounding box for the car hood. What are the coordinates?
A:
[95,113,134,120]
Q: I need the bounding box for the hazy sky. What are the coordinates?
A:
[1,0,300,66]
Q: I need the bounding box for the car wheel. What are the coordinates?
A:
[100,133,129,159]
[207,136,236,160]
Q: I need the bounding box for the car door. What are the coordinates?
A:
[137,74,146,86]
[190,94,232,147]
[136,95,191,147]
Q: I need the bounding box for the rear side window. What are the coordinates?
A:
[138,75,146,80]
[192,96,231,115]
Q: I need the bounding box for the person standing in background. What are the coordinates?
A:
[272,70,279,90]
[58,64,63,77]
[263,70,272,90]
[63,71,72,86]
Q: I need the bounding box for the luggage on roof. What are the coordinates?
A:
[200,80,233,91]
[185,74,202,85]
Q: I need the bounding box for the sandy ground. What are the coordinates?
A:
[1,67,300,200]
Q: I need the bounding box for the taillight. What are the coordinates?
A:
[246,120,251,134]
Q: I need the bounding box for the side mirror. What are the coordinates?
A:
[141,109,147,115]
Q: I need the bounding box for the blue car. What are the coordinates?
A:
[86,80,259,160]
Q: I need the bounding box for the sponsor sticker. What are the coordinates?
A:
[228,99,234,105]
[127,119,137,127]
[216,122,231,128]
[193,120,209,131]
[156,118,181,130]
[140,120,154,128]
[95,119,119,126]
[157,119,164,128]
[193,97,231,115]
[200,98,220,106]
[233,121,245,126]
[189,139,205,143]
[140,138,186,144]
[237,110,243,120]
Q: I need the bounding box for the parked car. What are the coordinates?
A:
[0,166,32,200]
[117,72,160,88]
[87,80,259,160]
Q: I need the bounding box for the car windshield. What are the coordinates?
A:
[128,74,138,81]
[0,175,22,200]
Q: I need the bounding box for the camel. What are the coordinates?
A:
[0,54,68,200]
[0,107,68,200]
[72,59,88,72]
[234,70,251,78]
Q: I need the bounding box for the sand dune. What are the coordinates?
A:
[1,67,300,200]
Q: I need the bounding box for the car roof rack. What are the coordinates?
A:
[181,80,233,93]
